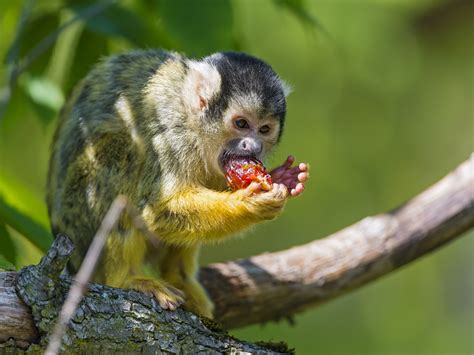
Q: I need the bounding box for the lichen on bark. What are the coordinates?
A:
[11,235,288,354]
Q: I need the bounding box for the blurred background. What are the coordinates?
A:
[0,0,473,353]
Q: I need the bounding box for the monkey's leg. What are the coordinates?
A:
[156,244,214,318]
[104,230,184,310]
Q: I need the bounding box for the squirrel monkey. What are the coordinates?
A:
[47,50,308,318]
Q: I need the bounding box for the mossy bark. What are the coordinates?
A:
[2,236,287,354]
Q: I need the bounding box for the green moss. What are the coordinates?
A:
[255,340,295,354]
[201,317,227,334]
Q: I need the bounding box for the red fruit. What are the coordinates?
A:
[224,157,273,191]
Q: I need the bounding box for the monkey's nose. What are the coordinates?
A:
[239,138,262,156]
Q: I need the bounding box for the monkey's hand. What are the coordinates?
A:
[270,155,309,197]
[237,182,289,220]
[148,183,289,244]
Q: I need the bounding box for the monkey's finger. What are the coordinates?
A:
[288,165,305,174]
[167,285,185,299]
[290,183,305,197]
[269,156,295,178]
[279,177,297,188]
[282,155,294,169]
[299,163,308,172]
[246,182,262,195]
[298,172,308,182]
[157,297,171,309]
[167,300,179,310]
[282,169,309,182]
[277,183,289,198]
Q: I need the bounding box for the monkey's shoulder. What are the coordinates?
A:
[74,50,182,107]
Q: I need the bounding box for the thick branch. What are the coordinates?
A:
[203,155,474,328]
[3,236,286,353]
[0,155,472,350]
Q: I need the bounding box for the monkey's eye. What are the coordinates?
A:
[234,118,250,129]
[259,125,271,134]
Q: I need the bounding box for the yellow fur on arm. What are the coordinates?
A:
[143,187,258,245]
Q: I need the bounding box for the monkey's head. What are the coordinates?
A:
[183,52,290,180]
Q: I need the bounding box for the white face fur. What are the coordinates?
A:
[183,59,285,179]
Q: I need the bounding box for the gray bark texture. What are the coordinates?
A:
[0,155,473,353]
[1,235,289,354]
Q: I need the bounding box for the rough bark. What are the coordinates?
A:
[0,155,472,352]
[0,273,38,348]
[1,235,288,354]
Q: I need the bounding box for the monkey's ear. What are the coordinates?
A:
[183,61,221,115]
[280,79,293,97]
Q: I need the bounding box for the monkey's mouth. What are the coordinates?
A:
[219,151,273,191]
[219,150,257,174]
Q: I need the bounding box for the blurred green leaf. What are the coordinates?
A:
[273,0,327,34]
[0,254,15,271]
[4,0,33,66]
[156,0,234,56]
[0,195,52,253]
[273,0,314,25]
[70,3,157,47]
[0,223,16,265]
[65,29,108,91]
[0,172,51,252]
[15,13,60,76]
[21,75,64,111]
[18,75,64,126]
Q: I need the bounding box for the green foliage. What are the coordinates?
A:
[273,0,321,31]
[71,2,158,47]
[0,0,472,353]
[155,0,234,56]
[0,169,52,252]
[255,340,295,354]
[0,254,15,271]
[19,75,65,126]
[0,223,16,266]
[0,196,52,253]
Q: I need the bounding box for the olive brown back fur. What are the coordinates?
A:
[47,49,289,318]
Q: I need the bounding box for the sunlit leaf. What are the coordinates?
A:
[21,75,64,111]
[19,75,64,126]
[155,0,234,56]
[0,223,16,265]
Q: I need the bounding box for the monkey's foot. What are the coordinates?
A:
[162,274,214,318]
[124,277,185,310]
[181,281,215,319]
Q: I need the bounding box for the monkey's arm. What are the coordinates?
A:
[144,184,288,245]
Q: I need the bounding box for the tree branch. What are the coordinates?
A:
[3,236,288,353]
[0,155,472,351]
[204,154,474,328]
